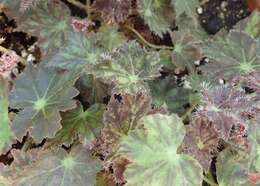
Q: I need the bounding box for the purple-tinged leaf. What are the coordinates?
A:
[9,64,80,142]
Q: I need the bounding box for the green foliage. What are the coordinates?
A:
[9,64,80,142]
[0,77,12,153]
[137,0,175,37]
[149,76,190,114]
[118,113,203,186]
[1,1,259,185]
[171,29,202,71]
[235,11,260,38]
[95,41,162,94]
[52,102,105,146]
[1,145,101,186]
[17,1,72,56]
[97,25,126,50]
[48,32,103,72]
[201,31,260,80]
[171,0,200,26]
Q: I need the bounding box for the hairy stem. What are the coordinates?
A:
[124,25,174,50]
[0,45,28,66]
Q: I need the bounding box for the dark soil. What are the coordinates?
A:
[198,0,250,34]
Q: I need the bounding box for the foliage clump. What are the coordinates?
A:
[0,0,259,185]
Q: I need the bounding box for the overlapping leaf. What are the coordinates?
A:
[201,31,260,80]
[97,25,126,50]
[92,0,131,24]
[17,0,72,56]
[0,0,26,21]
[92,93,152,159]
[0,77,12,153]
[75,74,108,104]
[48,32,103,72]
[216,149,255,186]
[183,113,220,170]
[52,102,105,146]
[171,0,199,26]
[1,145,101,186]
[149,76,190,114]
[234,11,260,38]
[137,0,175,37]
[171,30,202,71]
[95,41,162,94]
[118,113,203,186]
[9,64,80,142]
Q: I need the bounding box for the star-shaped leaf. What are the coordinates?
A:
[1,145,101,186]
[137,0,175,37]
[9,64,80,142]
[48,32,103,73]
[0,77,12,153]
[17,1,72,56]
[95,41,162,94]
[52,102,105,146]
[201,31,260,80]
[118,113,203,186]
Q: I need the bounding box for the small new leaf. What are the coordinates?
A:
[119,113,203,186]
[9,64,80,142]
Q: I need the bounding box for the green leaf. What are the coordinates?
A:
[1,145,101,186]
[171,30,202,71]
[201,31,260,80]
[171,0,199,26]
[149,76,189,114]
[216,149,254,186]
[75,74,108,104]
[48,32,103,72]
[9,64,80,142]
[0,0,26,21]
[17,1,72,56]
[92,94,152,160]
[0,77,12,153]
[118,113,203,186]
[53,102,105,146]
[234,11,260,38]
[137,0,175,37]
[97,25,126,50]
[95,41,162,94]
